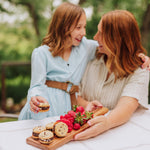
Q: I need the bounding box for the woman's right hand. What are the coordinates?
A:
[30,96,48,113]
[85,100,103,112]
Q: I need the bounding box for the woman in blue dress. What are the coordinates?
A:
[19,2,150,120]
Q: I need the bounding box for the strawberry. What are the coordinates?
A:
[74,112,84,126]
[67,117,74,124]
[68,126,73,132]
[83,118,87,124]
[64,114,71,119]
[68,110,76,118]
[73,123,81,130]
[83,111,93,121]
[76,106,85,113]
[60,115,65,120]
[81,110,85,115]
[92,113,94,118]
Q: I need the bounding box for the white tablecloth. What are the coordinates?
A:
[0,106,150,150]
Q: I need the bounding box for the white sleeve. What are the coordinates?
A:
[121,68,150,108]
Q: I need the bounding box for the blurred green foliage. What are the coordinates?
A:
[0,0,149,108]
[0,23,35,104]
[0,118,18,123]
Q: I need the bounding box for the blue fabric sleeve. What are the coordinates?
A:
[83,37,99,61]
[26,47,49,120]
[28,47,48,99]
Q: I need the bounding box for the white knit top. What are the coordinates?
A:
[79,56,150,110]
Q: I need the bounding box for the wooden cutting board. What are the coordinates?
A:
[26,107,109,150]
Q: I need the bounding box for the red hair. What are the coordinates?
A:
[42,2,85,57]
[97,10,147,79]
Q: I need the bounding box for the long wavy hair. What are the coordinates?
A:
[96,10,147,79]
[42,2,85,57]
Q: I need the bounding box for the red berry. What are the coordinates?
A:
[60,115,65,120]
[68,110,76,118]
[67,117,74,123]
[73,123,81,130]
[74,112,84,125]
[64,114,71,119]
[76,106,85,113]
[81,111,85,115]
[92,114,94,118]
[83,119,87,124]
[60,118,73,128]
[68,127,73,132]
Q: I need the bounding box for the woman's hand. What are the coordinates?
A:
[74,97,139,141]
[30,96,48,113]
[139,53,150,71]
[74,115,109,140]
[85,100,103,112]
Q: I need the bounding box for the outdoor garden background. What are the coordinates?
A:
[0,0,150,121]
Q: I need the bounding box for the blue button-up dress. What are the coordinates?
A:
[18,37,98,120]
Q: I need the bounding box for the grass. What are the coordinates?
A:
[0,118,18,123]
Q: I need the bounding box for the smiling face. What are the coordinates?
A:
[70,13,86,46]
[94,10,146,79]
[94,20,111,57]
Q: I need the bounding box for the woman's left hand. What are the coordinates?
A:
[139,53,150,71]
[74,115,109,140]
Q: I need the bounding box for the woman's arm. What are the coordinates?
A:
[106,96,139,128]
[77,96,89,109]
[28,48,49,113]
[74,96,139,140]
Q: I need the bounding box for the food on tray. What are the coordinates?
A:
[54,122,68,137]
[31,105,105,145]
[28,106,108,149]
[57,105,94,132]
[39,130,54,145]
[38,103,50,112]
[32,126,46,140]
[46,122,55,131]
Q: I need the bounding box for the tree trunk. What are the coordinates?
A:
[25,3,40,37]
[79,0,86,5]
[7,0,40,38]
[141,4,150,48]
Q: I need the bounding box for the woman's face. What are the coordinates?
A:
[70,13,86,46]
[94,20,111,57]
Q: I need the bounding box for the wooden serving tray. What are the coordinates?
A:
[26,107,109,150]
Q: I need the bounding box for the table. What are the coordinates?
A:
[0,106,150,150]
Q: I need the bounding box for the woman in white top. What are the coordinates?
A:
[75,10,150,140]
